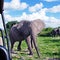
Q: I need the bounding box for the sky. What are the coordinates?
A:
[0,0,60,29]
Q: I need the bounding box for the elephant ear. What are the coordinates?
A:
[31,19,45,35]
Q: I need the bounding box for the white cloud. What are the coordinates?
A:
[10,0,21,9]
[2,8,60,28]
[45,17,60,27]
[3,8,48,23]
[18,8,48,21]
[4,15,13,23]
[29,3,43,12]
[20,2,29,10]
[1,2,60,29]
[44,0,59,2]
[47,5,60,13]
[4,0,28,10]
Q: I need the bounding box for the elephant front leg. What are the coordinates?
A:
[11,42,15,53]
[26,36,33,55]
[17,41,22,51]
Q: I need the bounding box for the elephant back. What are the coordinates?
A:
[17,20,31,38]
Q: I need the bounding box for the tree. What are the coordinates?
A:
[6,21,18,32]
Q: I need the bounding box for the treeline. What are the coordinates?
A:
[38,27,53,36]
[39,27,60,37]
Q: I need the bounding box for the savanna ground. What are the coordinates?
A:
[12,36,60,60]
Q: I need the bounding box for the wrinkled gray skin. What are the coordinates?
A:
[9,19,45,57]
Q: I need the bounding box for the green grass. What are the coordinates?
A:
[12,36,60,60]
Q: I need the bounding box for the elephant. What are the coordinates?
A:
[51,28,60,37]
[9,19,45,57]
[57,28,60,36]
[50,29,57,37]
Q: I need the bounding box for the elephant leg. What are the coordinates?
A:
[31,38,33,48]
[28,36,33,49]
[26,36,33,55]
[31,34,40,57]
[17,41,22,51]
[11,41,15,53]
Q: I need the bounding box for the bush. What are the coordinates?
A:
[6,21,19,33]
[38,27,53,37]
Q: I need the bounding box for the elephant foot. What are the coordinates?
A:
[28,52,33,55]
[11,50,17,54]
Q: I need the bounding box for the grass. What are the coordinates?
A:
[12,36,60,60]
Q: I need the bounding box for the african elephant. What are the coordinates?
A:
[9,19,45,57]
[57,28,60,36]
[51,29,57,37]
[51,28,60,37]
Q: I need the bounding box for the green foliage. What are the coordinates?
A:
[6,21,18,31]
[38,27,53,36]
[6,21,19,34]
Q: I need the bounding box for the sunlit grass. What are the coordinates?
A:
[11,36,60,60]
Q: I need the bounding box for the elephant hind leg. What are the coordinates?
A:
[17,41,22,51]
[26,37,33,55]
[11,41,14,50]
[11,41,15,53]
[31,39,34,48]
[31,35,40,57]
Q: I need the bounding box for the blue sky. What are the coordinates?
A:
[0,0,60,29]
